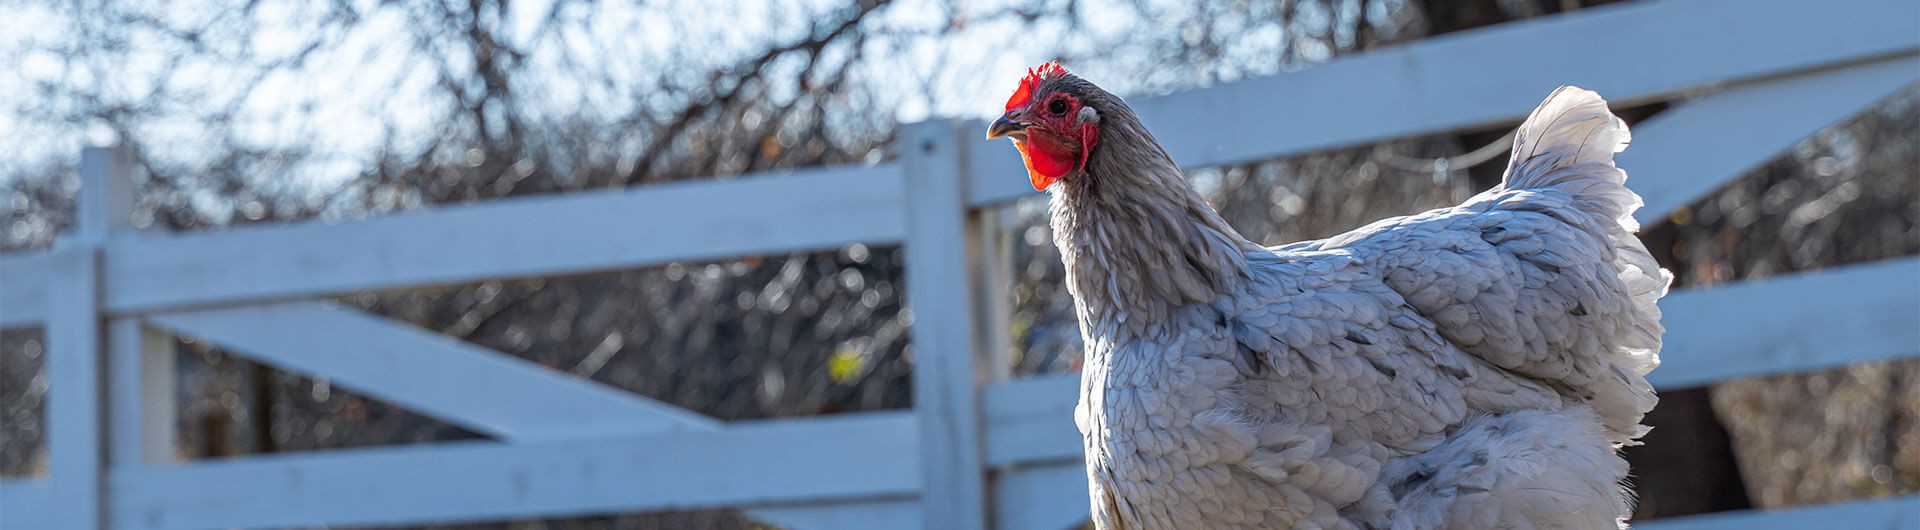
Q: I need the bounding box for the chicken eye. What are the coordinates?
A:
[1047,97,1070,116]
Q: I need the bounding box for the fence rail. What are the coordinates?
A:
[3,0,1917,528]
[147,301,719,440]
[110,413,919,529]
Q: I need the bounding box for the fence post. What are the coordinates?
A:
[108,318,176,469]
[900,119,991,529]
[47,243,103,530]
[49,145,139,529]
[969,205,1015,381]
[52,145,170,530]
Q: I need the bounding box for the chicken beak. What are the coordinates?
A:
[986,113,1028,140]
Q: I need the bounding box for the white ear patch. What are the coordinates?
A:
[1077,106,1100,125]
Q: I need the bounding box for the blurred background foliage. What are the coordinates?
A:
[1,0,1914,528]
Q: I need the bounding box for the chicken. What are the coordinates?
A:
[985,63,1667,529]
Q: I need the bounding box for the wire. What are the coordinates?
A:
[1374,129,1517,174]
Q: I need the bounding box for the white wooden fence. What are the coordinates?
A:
[2,0,1917,528]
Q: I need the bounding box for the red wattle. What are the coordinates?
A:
[1019,134,1079,191]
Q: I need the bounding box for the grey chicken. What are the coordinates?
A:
[986,63,1667,529]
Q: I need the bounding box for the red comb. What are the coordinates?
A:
[1005,61,1068,111]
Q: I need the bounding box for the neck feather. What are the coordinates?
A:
[1048,104,1256,330]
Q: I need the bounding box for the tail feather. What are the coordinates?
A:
[1502,86,1641,232]
[1502,87,1671,440]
